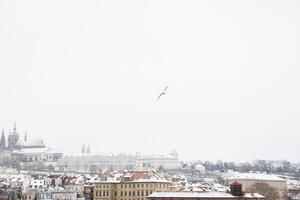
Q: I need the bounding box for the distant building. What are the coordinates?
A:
[148,191,265,200]
[58,153,137,172]
[84,185,94,200]
[23,189,37,200]
[64,184,85,199]
[15,139,46,149]
[194,164,206,174]
[0,149,11,162]
[36,188,52,200]
[7,123,19,149]
[148,182,265,200]
[0,189,18,200]
[227,172,287,200]
[12,147,62,162]
[0,130,6,149]
[2,123,63,164]
[51,189,77,200]
[58,149,179,172]
[93,170,171,200]
[136,151,180,170]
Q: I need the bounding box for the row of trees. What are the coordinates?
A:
[191,159,300,176]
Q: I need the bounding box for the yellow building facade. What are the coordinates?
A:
[94,171,171,200]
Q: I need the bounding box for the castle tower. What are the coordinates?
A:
[24,131,27,142]
[8,123,19,149]
[0,130,6,149]
[87,144,91,154]
[81,143,86,154]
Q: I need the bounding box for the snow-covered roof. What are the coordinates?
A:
[16,140,45,147]
[12,148,48,154]
[45,148,62,154]
[12,147,62,155]
[148,192,265,198]
[227,172,285,182]
[95,171,169,183]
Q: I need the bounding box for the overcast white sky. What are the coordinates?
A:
[0,0,300,162]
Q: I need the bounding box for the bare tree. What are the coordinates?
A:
[251,182,280,200]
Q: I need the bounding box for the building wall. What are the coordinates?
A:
[58,154,179,172]
[136,156,180,170]
[93,182,171,200]
[228,179,287,200]
[148,197,261,200]
[0,150,11,162]
[24,193,36,200]
[52,192,77,200]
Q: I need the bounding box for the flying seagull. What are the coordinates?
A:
[157,85,169,101]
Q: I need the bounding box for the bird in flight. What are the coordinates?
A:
[157,85,169,101]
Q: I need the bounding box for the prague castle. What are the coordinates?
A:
[0,123,62,164]
[0,123,45,150]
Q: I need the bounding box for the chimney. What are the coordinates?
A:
[230,181,243,196]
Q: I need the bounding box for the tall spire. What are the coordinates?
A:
[0,130,6,148]
[81,143,86,154]
[24,131,27,142]
[87,144,91,154]
[12,122,18,135]
[13,123,16,132]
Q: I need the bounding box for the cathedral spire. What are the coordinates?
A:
[24,131,27,142]
[13,123,16,132]
[11,122,18,136]
[0,130,6,148]
[81,143,86,154]
[87,144,91,154]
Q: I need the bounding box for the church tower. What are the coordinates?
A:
[81,143,86,154]
[24,131,27,142]
[87,144,91,154]
[8,123,19,149]
[0,130,6,149]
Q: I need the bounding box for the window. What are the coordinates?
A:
[129,191,131,196]
[121,191,123,196]
[114,191,117,196]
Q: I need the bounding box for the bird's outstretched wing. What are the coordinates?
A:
[163,85,170,92]
[157,92,166,101]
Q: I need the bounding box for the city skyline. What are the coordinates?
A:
[1,0,300,162]
[0,122,299,163]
